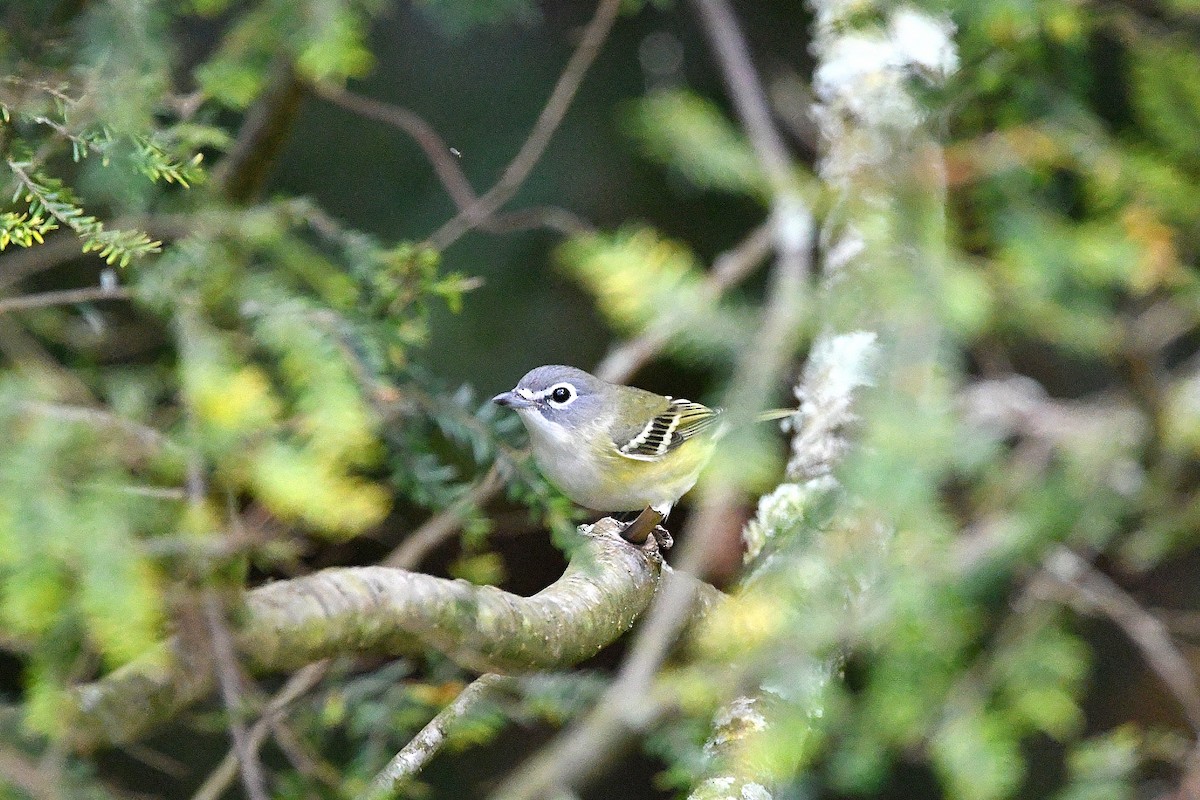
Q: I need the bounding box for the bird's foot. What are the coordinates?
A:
[650,525,673,551]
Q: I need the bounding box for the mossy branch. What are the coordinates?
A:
[58,518,718,751]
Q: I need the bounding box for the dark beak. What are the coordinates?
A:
[492,390,532,409]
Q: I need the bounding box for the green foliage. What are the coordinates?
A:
[1055,728,1140,800]
[194,0,385,108]
[0,385,171,737]
[557,226,752,365]
[1,80,204,263]
[8,166,163,265]
[931,709,1024,800]
[0,0,524,769]
[141,202,495,538]
[0,209,57,249]
[627,89,768,198]
[562,5,1199,800]
[1130,39,1200,168]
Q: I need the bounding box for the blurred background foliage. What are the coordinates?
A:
[0,0,1198,799]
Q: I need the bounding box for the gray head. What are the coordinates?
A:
[492,365,608,427]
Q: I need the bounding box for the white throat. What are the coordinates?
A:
[517,408,574,449]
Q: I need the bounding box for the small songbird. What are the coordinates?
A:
[493,365,789,543]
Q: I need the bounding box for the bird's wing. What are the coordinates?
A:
[613,398,722,461]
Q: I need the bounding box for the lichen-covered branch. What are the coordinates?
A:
[59,518,677,751]
[686,1,959,796]
[689,332,876,800]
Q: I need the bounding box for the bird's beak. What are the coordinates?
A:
[492,390,532,409]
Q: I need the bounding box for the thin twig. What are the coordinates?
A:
[1038,547,1200,732]
[268,715,342,788]
[19,401,179,454]
[314,87,594,239]
[429,0,622,250]
[690,0,799,195]
[0,285,132,314]
[383,465,506,569]
[190,661,331,800]
[485,206,594,237]
[119,742,191,780]
[201,591,271,800]
[363,674,514,800]
[315,84,479,210]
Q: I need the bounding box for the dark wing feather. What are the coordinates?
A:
[615,399,721,460]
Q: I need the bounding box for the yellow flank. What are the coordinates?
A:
[599,431,717,510]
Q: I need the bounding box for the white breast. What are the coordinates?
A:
[516,410,608,505]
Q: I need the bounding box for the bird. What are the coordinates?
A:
[492,365,790,546]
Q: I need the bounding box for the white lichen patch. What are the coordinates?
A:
[741,783,773,800]
[716,695,768,733]
[787,331,878,480]
[704,695,769,756]
[743,477,838,561]
[889,7,959,80]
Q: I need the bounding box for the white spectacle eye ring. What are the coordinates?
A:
[545,383,576,408]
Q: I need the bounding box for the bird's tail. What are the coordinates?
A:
[756,408,796,423]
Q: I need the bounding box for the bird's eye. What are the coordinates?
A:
[549,385,573,404]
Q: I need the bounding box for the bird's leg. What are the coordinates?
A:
[619,506,671,550]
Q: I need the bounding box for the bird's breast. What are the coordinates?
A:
[518,411,708,512]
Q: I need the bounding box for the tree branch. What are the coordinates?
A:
[1037,547,1200,733]
[18,401,180,455]
[190,661,330,800]
[314,84,479,211]
[56,518,676,751]
[689,0,798,196]
[202,590,270,800]
[211,57,306,204]
[363,673,515,800]
[0,285,132,314]
[314,86,595,241]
